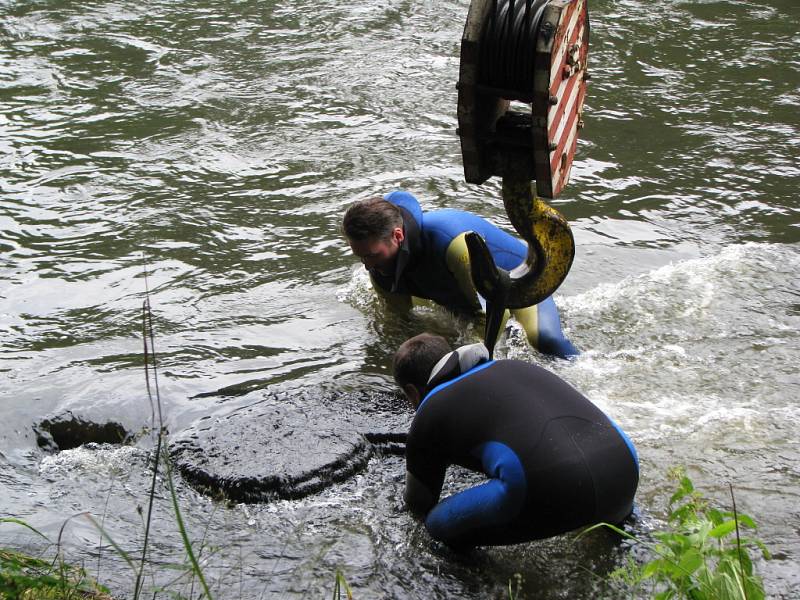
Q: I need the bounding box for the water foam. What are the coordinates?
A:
[550,243,800,446]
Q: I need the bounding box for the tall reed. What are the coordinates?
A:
[134,255,215,600]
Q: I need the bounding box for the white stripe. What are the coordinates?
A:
[549,18,585,98]
[548,0,584,90]
[549,66,582,151]
[555,118,579,192]
[548,18,585,139]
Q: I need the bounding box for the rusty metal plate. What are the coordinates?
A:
[532,0,589,198]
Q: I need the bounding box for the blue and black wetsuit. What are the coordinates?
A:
[369,190,578,358]
[404,344,639,547]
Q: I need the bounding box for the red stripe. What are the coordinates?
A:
[547,61,581,139]
[548,0,579,77]
[553,125,580,196]
[548,0,585,89]
[549,82,585,175]
[549,95,583,180]
[549,5,587,97]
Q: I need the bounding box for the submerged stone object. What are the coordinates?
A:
[363,431,407,456]
[34,411,132,453]
[170,390,389,503]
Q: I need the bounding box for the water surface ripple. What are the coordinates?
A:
[1,0,798,597]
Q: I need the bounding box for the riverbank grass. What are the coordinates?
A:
[0,519,111,600]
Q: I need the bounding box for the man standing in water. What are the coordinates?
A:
[393,333,638,547]
[342,190,579,359]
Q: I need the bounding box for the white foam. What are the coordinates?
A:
[544,244,800,448]
[565,242,798,316]
[336,265,377,310]
[39,444,147,478]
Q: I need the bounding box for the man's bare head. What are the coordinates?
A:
[342,197,402,242]
[393,333,452,407]
[343,198,405,275]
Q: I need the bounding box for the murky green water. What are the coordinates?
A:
[1,0,798,598]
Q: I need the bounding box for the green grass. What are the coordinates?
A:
[0,280,217,600]
[332,570,353,600]
[0,518,112,600]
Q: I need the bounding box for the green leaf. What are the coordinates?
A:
[688,587,708,600]
[743,575,766,600]
[707,508,725,526]
[0,517,49,540]
[736,514,757,529]
[642,559,665,580]
[749,538,771,560]
[709,520,737,538]
[736,549,754,576]
[717,571,743,600]
[663,531,696,555]
[669,504,700,526]
[669,476,694,505]
[678,549,704,575]
[575,521,637,541]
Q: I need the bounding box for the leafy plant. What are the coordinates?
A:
[583,467,770,600]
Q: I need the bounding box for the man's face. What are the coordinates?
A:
[348,227,404,275]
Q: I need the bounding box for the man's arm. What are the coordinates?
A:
[369,273,413,312]
[404,446,446,517]
[404,470,437,516]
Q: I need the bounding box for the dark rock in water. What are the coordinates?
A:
[363,431,407,456]
[34,411,131,452]
[170,394,375,503]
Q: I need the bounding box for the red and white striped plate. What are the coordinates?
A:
[533,0,589,198]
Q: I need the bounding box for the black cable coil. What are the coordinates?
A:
[479,0,550,97]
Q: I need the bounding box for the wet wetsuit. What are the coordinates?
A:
[404,344,639,547]
[369,190,578,358]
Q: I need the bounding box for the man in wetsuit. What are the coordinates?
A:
[393,333,639,548]
[342,190,579,359]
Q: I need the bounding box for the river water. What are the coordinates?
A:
[1,0,798,598]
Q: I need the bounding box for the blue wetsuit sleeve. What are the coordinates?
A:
[423,209,527,271]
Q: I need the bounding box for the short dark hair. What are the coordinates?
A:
[342,197,403,242]
[393,333,452,390]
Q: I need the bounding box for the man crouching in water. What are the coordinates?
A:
[393,333,639,548]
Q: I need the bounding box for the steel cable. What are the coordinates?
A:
[480,0,550,96]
